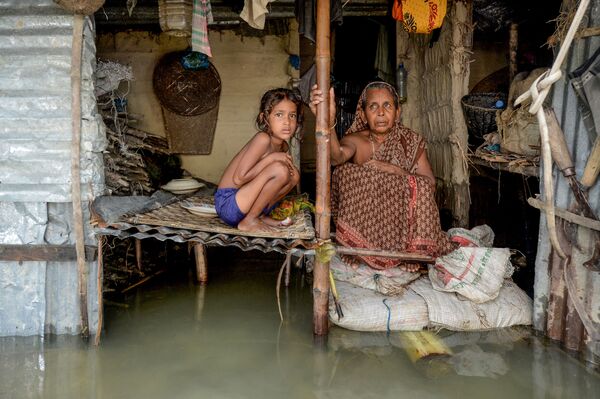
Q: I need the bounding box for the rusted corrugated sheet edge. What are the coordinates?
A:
[94,225,315,255]
[534,0,600,361]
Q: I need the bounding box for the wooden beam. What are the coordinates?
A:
[527,197,600,231]
[0,245,97,262]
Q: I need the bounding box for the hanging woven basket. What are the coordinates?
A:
[153,51,221,154]
[53,0,105,15]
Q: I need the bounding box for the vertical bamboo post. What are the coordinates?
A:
[135,239,142,271]
[313,0,331,336]
[70,14,89,337]
[509,23,518,85]
[194,243,208,284]
[94,236,104,346]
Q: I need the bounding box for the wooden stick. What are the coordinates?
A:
[313,0,332,336]
[70,14,88,338]
[121,269,166,293]
[547,26,600,47]
[194,243,208,284]
[527,197,600,231]
[0,244,96,261]
[335,247,435,263]
[509,23,518,84]
[135,239,142,271]
[94,237,104,346]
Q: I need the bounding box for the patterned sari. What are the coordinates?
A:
[331,82,456,269]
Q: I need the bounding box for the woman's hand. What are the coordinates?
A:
[364,160,408,176]
[309,84,337,129]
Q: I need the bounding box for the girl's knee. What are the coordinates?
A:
[271,161,291,179]
[290,168,300,185]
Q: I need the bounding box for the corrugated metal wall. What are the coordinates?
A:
[0,0,106,336]
[533,0,600,362]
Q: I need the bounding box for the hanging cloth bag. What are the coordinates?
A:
[392,0,447,34]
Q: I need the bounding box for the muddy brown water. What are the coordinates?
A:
[1,249,599,398]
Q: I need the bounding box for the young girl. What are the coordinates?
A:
[215,88,303,232]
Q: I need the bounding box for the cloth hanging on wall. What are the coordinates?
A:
[392,0,447,34]
[374,24,394,85]
[295,0,343,43]
[192,0,214,57]
[240,0,275,30]
[298,63,317,104]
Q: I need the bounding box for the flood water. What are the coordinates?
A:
[1,249,599,399]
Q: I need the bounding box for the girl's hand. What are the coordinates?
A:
[309,84,337,129]
[270,151,293,164]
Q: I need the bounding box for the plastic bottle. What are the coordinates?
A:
[396,63,408,103]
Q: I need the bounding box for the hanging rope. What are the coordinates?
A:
[514,0,591,259]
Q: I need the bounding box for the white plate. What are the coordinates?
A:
[166,187,202,195]
[161,179,204,193]
[181,202,218,217]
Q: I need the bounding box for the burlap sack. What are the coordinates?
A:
[497,68,546,156]
[429,247,514,303]
[329,281,429,332]
[497,107,540,156]
[330,255,420,296]
[411,278,532,331]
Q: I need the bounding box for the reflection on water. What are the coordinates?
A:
[1,252,599,399]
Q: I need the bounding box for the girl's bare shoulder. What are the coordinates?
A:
[250,131,271,143]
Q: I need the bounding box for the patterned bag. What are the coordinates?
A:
[392,0,448,34]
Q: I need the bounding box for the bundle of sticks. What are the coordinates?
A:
[101,111,170,196]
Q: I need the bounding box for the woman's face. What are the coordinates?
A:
[362,88,399,134]
[266,99,298,141]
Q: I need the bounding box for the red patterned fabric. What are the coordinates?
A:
[332,82,456,270]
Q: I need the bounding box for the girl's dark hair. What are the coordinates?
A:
[255,88,304,137]
[360,82,399,110]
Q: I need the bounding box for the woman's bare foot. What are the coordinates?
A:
[399,263,421,273]
[341,254,361,269]
[237,217,276,232]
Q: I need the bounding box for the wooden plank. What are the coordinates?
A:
[0,244,97,262]
[528,197,600,231]
[470,155,539,177]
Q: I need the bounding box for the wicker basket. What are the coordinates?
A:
[153,51,221,154]
[54,0,105,15]
[461,93,507,147]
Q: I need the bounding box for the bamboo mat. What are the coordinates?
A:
[124,196,315,240]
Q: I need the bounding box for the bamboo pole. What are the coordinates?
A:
[70,14,89,337]
[94,237,104,346]
[509,23,518,84]
[300,246,435,262]
[313,0,332,336]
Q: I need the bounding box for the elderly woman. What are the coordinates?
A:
[310,82,456,271]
